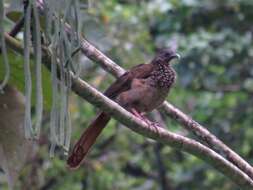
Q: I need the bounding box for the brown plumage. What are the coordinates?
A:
[67,48,179,169]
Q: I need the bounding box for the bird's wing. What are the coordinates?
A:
[104,63,154,99]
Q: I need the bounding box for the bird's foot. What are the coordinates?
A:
[130,108,161,129]
[131,108,144,118]
[149,121,161,128]
[145,121,161,132]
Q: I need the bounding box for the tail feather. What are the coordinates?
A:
[67,112,111,169]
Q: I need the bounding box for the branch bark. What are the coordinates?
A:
[4,33,253,189]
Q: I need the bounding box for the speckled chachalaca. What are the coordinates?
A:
[67,48,180,169]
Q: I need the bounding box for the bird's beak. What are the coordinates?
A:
[172,53,181,60]
[169,53,180,63]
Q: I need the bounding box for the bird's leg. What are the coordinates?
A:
[131,108,160,128]
[131,108,144,119]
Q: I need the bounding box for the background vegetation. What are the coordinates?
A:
[1,0,253,189]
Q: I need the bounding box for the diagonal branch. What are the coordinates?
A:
[162,102,253,179]
[4,33,253,189]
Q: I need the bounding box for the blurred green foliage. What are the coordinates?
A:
[1,0,253,189]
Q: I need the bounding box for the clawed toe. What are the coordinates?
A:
[150,121,160,128]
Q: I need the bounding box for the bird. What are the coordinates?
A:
[67,48,180,169]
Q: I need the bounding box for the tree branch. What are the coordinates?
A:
[162,102,253,179]
[4,33,253,189]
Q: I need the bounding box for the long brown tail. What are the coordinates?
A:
[67,112,111,169]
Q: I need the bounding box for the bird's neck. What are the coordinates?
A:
[150,62,176,88]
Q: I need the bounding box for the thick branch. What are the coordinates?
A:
[4,33,253,189]
[162,102,253,180]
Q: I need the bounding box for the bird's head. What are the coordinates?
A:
[151,48,180,65]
